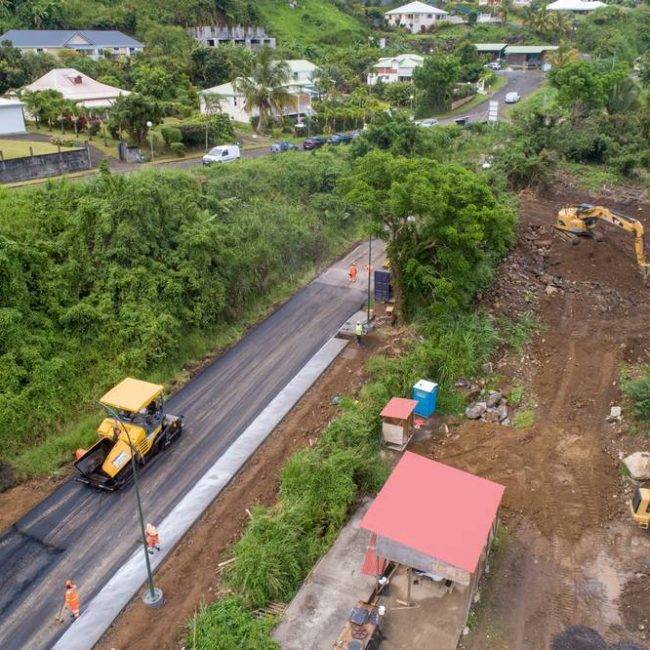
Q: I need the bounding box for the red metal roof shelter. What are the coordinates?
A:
[380,397,418,420]
[361,452,505,574]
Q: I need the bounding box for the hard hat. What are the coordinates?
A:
[65,580,73,588]
[357,321,361,324]
[145,523,156,534]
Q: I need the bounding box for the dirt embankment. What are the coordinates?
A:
[414,189,650,649]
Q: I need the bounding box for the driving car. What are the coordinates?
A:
[505,92,521,104]
[202,144,241,165]
[270,141,298,153]
[302,136,327,150]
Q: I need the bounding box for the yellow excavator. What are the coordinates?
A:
[555,204,649,281]
[74,378,183,491]
[631,487,650,530]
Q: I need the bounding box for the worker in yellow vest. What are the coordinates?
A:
[355,321,364,347]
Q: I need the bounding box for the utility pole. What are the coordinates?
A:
[366,234,372,326]
[102,403,163,608]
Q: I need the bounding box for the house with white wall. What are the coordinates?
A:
[0,30,143,59]
[385,2,449,34]
[546,0,606,11]
[367,54,424,85]
[0,97,26,134]
[199,59,317,123]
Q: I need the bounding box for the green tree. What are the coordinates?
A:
[550,60,608,111]
[108,92,163,144]
[413,55,460,115]
[235,47,292,132]
[132,65,176,101]
[343,151,515,321]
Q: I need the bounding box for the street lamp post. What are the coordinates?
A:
[366,234,372,326]
[146,120,154,162]
[102,403,163,608]
[409,94,414,114]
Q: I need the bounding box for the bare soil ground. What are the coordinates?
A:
[96,329,394,650]
[413,189,650,649]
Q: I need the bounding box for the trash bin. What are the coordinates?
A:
[412,380,438,417]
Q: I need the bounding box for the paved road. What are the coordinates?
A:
[434,69,544,126]
[0,242,382,649]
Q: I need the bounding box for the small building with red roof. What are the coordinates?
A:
[361,452,505,586]
[380,397,418,449]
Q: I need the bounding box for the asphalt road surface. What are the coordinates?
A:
[438,69,545,125]
[0,242,381,649]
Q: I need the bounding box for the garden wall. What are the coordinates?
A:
[0,146,91,183]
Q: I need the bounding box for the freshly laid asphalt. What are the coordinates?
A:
[0,242,379,649]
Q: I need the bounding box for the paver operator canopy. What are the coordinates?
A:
[555,204,649,280]
[74,377,183,491]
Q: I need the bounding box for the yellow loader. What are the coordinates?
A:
[74,378,183,491]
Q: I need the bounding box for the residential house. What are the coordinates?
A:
[199,59,317,123]
[0,30,143,59]
[367,54,424,85]
[0,97,26,134]
[188,25,275,50]
[503,45,559,68]
[385,1,449,34]
[22,68,129,108]
[546,0,606,11]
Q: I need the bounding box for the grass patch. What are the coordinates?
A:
[257,0,366,47]
[507,385,525,407]
[0,138,77,159]
[513,408,535,429]
[499,312,537,351]
[621,365,650,431]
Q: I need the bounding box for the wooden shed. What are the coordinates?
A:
[380,397,418,450]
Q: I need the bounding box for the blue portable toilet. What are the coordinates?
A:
[412,379,438,418]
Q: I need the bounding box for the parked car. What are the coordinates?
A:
[485,61,502,71]
[270,141,298,153]
[202,144,241,165]
[418,118,439,128]
[328,132,353,145]
[302,136,327,150]
[505,92,520,104]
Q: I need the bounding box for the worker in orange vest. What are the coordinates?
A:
[348,263,358,283]
[64,580,80,620]
[145,523,161,554]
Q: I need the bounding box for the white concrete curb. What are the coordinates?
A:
[53,336,349,650]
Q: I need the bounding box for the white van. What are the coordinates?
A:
[202,144,241,165]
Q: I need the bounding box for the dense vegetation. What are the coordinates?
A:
[0,152,361,478]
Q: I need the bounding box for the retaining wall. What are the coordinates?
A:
[0,146,92,183]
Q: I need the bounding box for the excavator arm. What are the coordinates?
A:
[556,204,649,280]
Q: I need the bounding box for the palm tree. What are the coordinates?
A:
[235,47,293,133]
[496,0,515,26]
[547,42,580,69]
[546,11,572,40]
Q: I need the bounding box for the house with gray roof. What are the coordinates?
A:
[0,30,143,60]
